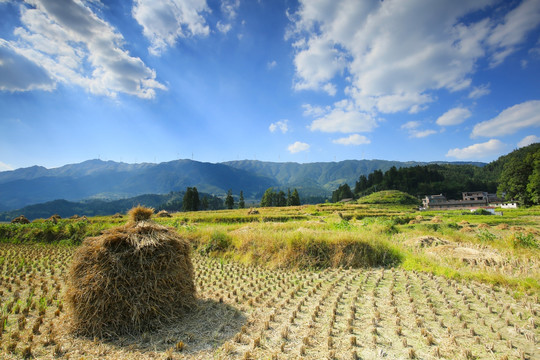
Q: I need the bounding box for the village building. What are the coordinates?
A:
[422,191,510,210]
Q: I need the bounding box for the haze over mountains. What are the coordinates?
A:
[0,158,485,213]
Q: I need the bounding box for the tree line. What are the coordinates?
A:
[332,143,540,205]
[260,188,301,207]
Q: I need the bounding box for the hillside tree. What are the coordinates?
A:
[290,188,301,206]
[238,191,245,209]
[225,189,235,209]
[182,187,200,211]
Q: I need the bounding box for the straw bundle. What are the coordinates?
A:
[66,206,195,337]
[11,215,30,224]
[156,210,172,218]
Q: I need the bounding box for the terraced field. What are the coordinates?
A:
[0,242,538,359]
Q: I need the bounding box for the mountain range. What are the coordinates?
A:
[0,158,485,213]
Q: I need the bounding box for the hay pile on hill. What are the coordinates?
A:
[11,215,30,224]
[47,214,61,223]
[156,210,172,218]
[66,206,196,337]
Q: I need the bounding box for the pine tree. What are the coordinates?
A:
[225,189,235,209]
[260,188,275,207]
[290,188,301,206]
[238,191,245,209]
[182,187,199,212]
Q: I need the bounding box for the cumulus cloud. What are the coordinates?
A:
[4,0,166,98]
[411,129,437,138]
[217,21,232,34]
[293,36,346,95]
[267,60,277,69]
[269,120,289,133]
[0,40,54,92]
[436,107,472,126]
[288,0,540,127]
[401,121,437,138]
[472,100,540,137]
[133,0,210,55]
[517,135,540,148]
[446,139,506,159]
[332,134,370,146]
[288,141,310,154]
[309,107,377,133]
[0,161,14,172]
[401,121,420,130]
[302,103,327,117]
[306,99,377,133]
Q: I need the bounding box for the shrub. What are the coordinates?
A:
[200,231,232,254]
[511,232,538,249]
[477,230,497,242]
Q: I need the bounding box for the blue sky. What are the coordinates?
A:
[1,0,540,171]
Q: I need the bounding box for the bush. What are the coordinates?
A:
[200,231,232,254]
[477,230,497,242]
[511,232,538,249]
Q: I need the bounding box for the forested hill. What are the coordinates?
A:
[336,143,539,205]
[223,159,485,192]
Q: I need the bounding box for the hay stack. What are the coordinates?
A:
[47,214,61,223]
[156,210,172,218]
[11,215,30,224]
[66,206,195,337]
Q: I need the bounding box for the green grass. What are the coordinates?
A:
[357,190,420,205]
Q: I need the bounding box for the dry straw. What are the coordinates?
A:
[66,206,196,337]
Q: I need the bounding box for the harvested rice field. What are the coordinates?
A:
[0,242,538,360]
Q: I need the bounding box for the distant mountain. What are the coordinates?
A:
[0,159,276,211]
[0,158,486,212]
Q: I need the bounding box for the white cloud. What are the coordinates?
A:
[518,135,540,148]
[468,83,491,99]
[487,0,540,67]
[269,120,289,134]
[302,103,327,117]
[401,121,420,130]
[267,60,277,69]
[293,36,346,95]
[5,0,166,99]
[446,139,506,159]
[472,100,540,137]
[217,21,232,34]
[133,0,210,55]
[309,105,377,133]
[332,134,370,146]
[0,39,54,92]
[288,141,310,154]
[375,92,433,114]
[410,129,437,138]
[436,107,471,126]
[221,0,240,19]
[401,121,437,138]
[289,0,540,118]
[0,161,14,172]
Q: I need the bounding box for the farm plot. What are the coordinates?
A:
[0,243,538,359]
